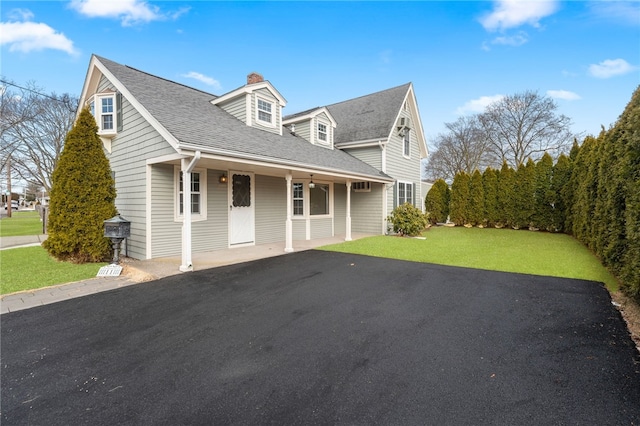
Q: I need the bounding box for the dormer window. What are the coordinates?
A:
[257,98,273,125]
[317,122,328,143]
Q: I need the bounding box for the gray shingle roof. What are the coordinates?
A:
[96,55,390,180]
[326,83,411,144]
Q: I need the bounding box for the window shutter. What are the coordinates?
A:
[116,93,123,132]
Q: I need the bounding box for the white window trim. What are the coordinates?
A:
[316,120,329,145]
[88,93,117,136]
[291,181,333,219]
[397,181,414,206]
[403,129,411,159]
[174,166,207,222]
[255,95,276,128]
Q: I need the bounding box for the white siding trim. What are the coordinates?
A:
[146,164,152,259]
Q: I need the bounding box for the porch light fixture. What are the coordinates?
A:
[219,174,227,184]
[309,174,315,189]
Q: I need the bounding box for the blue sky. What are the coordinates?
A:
[1,0,639,148]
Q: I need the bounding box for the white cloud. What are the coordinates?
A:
[546,90,581,101]
[456,95,505,115]
[8,8,34,21]
[69,0,163,26]
[491,31,529,47]
[0,21,78,55]
[480,0,559,32]
[588,1,640,26]
[182,72,221,90]
[589,58,637,79]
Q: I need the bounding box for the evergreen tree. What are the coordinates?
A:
[534,153,554,231]
[425,179,450,224]
[570,135,598,245]
[551,154,571,232]
[43,107,117,262]
[497,161,515,227]
[449,171,470,226]
[513,159,536,229]
[468,170,484,226]
[482,167,499,227]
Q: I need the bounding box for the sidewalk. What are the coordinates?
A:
[0,234,367,314]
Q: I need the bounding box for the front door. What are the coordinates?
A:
[229,171,254,246]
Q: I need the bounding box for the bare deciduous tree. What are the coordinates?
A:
[1,80,77,193]
[478,91,576,168]
[424,115,494,182]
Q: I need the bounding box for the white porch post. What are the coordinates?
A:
[345,179,352,241]
[180,151,201,272]
[285,173,294,252]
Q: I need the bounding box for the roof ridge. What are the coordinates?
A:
[324,82,411,108]
[124,64,219,99]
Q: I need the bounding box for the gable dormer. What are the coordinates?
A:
[282,107,337,149]
[211,73,287,136]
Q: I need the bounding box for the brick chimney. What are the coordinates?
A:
[247,72,264,85]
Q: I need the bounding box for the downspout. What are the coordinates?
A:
[180,151,201,272]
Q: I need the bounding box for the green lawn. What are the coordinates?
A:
[0,211,44,237]
[321,227,619,292]
[0,246,106,295]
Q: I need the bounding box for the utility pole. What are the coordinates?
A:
[6,155,12,218]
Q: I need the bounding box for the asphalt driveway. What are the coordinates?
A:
[2,250,639,425]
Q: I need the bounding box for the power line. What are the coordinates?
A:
[0,79,75,103]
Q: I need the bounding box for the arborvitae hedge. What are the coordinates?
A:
[482,167,499,227]
[43,107,117,263]
[449,172,470,226]
[552,154,571,232]
[497,162,515,228]
[425,179,450,224]
[534,153,554,231]
[468,170,484,226]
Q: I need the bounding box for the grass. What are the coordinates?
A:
[0,211,44,237]
[321,226,619,292]
[0,246,107,295]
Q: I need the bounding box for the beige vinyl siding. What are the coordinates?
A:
[351,183,384,234]
[292,220,306,240]
[193,169,228,252]
[252,88,281,135]
[343,146,382,170]
[255,175,286,244]
[386,111,422,211]
[310,217,333,239]
[102,76,176,259]
[218,96,246,123]
[294,120,311,143]
[334,184,346,235]
[150,164,181,257]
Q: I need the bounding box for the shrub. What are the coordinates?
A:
[387,203,428,237]
[43,107,117,263]
[425,179,449,224]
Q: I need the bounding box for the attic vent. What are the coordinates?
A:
[352,182,371,192]
[247,72,264,84]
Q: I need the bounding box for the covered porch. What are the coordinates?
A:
[124,233,375,281]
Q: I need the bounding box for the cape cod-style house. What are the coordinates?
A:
[78,55,428,271]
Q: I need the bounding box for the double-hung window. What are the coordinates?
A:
[292,182,330,217]
[317,122,328,143]
[175,167,207,220]
[88,93,118,135]
[403,129,411,158]
[398,181,414,206]
[293,183,304,216]
[257,98,273,124]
